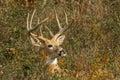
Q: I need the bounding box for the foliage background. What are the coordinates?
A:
[0,0,120,80]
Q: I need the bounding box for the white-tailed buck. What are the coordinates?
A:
[27,9,73,74]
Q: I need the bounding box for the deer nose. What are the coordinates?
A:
[58,49,66,56]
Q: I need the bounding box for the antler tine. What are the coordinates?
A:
[40,25,43,37]
[45,26,54,37]
[58,10,70,34]
[30,9,36,29]
[37,18,43,37]
[53,9,74,39]
[58,10,69,34]
[64,10,68,25]
[28,17,48,33]
[27,9,49,33]
[54,9,67,34]
[54,8,62,30]
[27,9,49,43]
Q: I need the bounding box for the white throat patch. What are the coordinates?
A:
[46,58,58,65]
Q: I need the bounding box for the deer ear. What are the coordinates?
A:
[56,35,65,45]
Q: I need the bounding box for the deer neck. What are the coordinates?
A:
[46,58,62,73]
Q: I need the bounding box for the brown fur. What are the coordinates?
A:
[47,64,61,73]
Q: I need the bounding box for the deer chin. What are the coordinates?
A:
[62,53,67,56]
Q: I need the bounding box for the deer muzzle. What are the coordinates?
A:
[58,49,66,56]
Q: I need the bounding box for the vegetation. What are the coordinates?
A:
[0,0,120,80]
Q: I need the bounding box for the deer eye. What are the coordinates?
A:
[47,44,53,48]
[47,44,54,50]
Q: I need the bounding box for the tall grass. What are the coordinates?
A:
[0,0,120,80]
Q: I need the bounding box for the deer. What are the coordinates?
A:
[26,9,73,74]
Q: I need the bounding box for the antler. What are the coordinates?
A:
[27,9,49,46]
[53,8,73,40]
[45,25,54,37]
[27,9,73,46]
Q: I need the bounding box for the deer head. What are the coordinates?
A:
[27,9,73,73]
